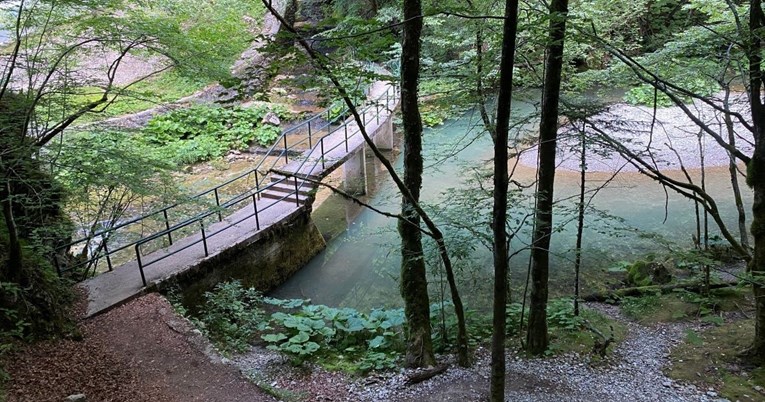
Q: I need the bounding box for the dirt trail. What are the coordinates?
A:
[6,294,276,402]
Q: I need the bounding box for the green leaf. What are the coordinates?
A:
[261,333,288,343]
[289,332,310,344]
[368,335,386,349]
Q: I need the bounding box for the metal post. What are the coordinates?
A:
[344,123,349,152]
[135,244,147,287]
[254,170,260,198]
[321,138,326,170]
[376,104,380,124]
[214,188,223,222]
[294,179,300,206]
[103,240,113,271]
[252,194,260,230]
[283,135,289,163]
[200,221,209,257]
[163,209,173,245]
[308,121,313,149]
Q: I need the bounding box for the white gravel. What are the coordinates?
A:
[228,303,730,402]
[520,92,753,173]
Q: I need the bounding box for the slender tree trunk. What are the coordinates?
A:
[2,180,23,281]
[574,123,586,316]
[748,0,765,360]
[490,0,519,400]
[527,0,569,355]
[399,0,435,368]
[723,89,750,251]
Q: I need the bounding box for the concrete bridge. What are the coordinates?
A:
[63,80,400,317]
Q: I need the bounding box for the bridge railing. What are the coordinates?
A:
[55,81,399,286]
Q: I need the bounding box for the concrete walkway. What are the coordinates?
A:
[80,79,399,317]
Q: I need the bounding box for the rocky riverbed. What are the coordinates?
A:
[519,91,753,173]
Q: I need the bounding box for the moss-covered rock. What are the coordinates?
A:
[627,260,672,286]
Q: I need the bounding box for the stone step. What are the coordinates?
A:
[259,189,312,204]
[262,180,315,196]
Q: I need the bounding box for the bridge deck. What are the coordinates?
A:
[81,79,398,317]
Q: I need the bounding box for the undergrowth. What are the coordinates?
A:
[140,104,290,164]
[172,281,625,375]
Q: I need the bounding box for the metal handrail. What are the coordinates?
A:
[54,96,353,278]
[58,80,399,286]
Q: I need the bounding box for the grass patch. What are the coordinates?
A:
[668,319,765,401]
[77,71,208,123]
[620,288,752,325]
[621,294,697,324]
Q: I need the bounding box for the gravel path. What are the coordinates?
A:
[231,303,729,402]
[345,304,724,401]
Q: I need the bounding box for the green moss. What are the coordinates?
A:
[547,308,628,357]
[668,319,765,401]
[627,260,652,287]
[621,294,697,324]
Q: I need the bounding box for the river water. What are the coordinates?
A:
[271,94,751,311]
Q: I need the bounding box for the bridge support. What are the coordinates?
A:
[373,115,395,151]
[343,147,367,195]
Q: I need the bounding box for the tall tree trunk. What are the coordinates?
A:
[574,123,586,316]
[748,0,765,360]
[527,0,569,355]
[259,0,468,367]
[399,0,435,368]
[490,0,519,400]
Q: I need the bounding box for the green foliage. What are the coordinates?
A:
[177,281,268,355]
[505,303,527,336]
[430,302,493,352]
[262,300,405,372]
[547,298,585,331]
[173,282,405,373]
[621,294,662,320]
[0,235,78,370]
[140,104,288,164]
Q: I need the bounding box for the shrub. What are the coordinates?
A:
[140,104,289,164]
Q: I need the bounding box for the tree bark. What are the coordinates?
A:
[399,0,436,368]
[490,1,519,400]
[723,89,750,251]
[1,180,23,281]
[527,0,569,355]
[574,123,586,316]
[748,0,765,360]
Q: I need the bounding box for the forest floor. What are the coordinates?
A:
[7,292,758,402]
